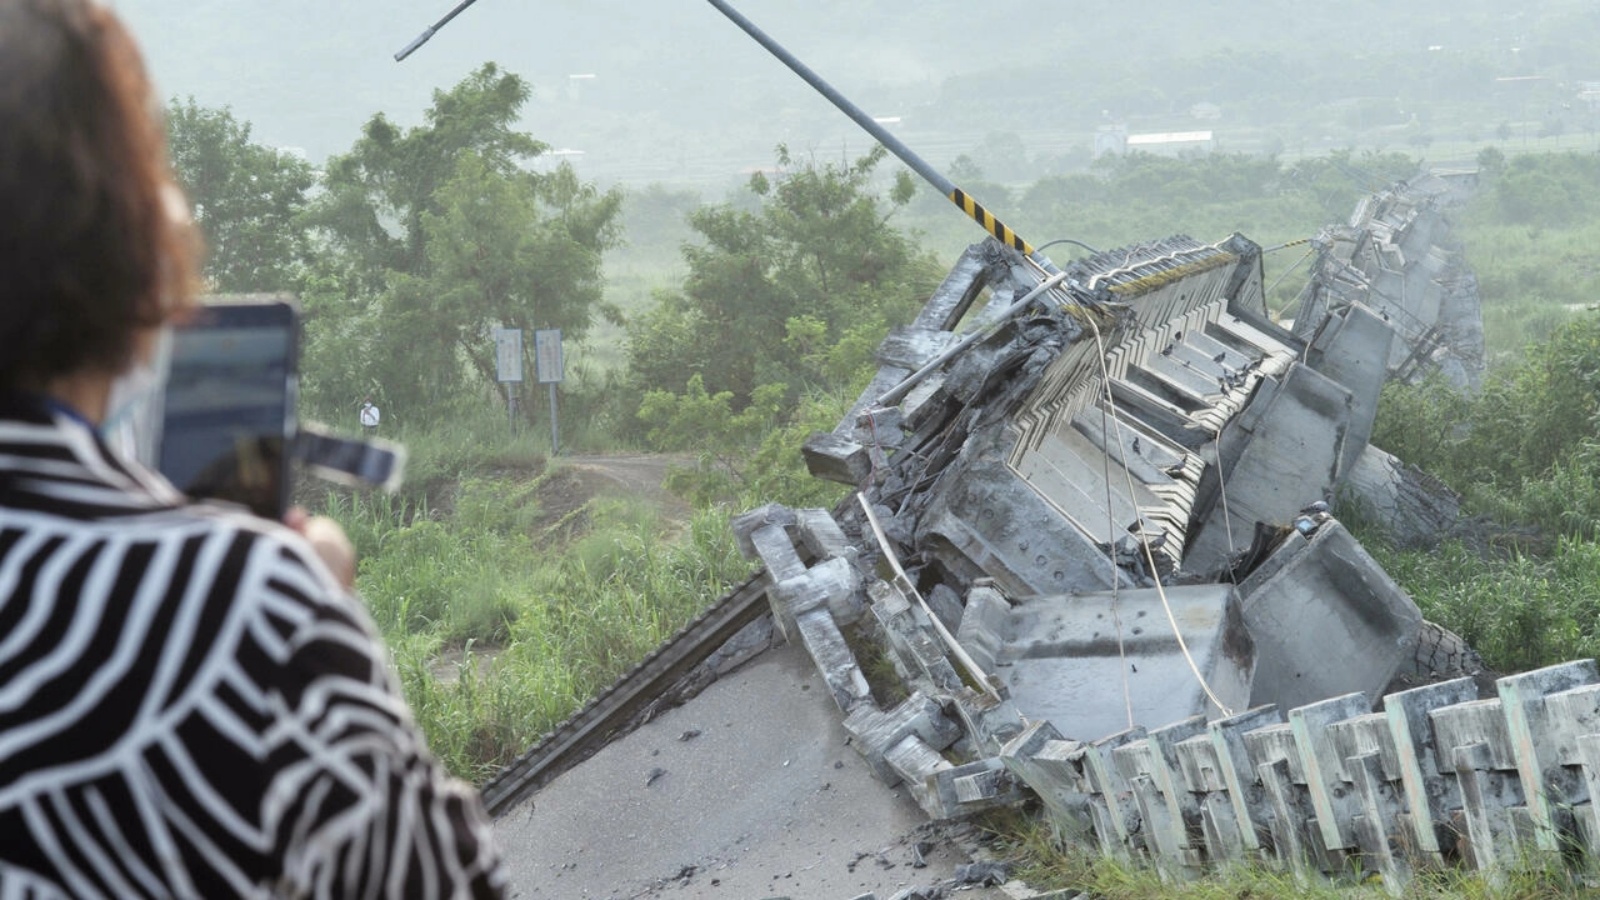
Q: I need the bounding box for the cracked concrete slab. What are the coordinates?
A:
[493,642,1014,899]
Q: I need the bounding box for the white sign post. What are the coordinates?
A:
[535,329,564,456]
[492,327,524,436]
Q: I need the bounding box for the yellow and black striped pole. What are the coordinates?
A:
[702,0,1039,261]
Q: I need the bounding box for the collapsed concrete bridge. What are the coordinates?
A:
[722,171,1600,891]
[489,172,1600,897]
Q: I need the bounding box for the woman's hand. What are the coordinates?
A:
[284,507,357,589]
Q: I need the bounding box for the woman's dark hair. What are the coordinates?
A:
[0,0,199,389]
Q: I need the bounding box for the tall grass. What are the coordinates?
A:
[318,456,753,781]
[1364,537,1600,673]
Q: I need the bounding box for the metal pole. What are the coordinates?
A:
[394,0,484,60]
[701,0,1037,260]
[508,382,518,437]
[547,383,560,456]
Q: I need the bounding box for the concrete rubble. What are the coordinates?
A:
[717,172,1600,891]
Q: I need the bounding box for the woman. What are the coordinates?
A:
[0,1,505,896]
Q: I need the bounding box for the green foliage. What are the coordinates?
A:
[420,154,622,386]
[1376,309,1600,538]
[310,63,545,283]
[638,375,849,509]
[1486,154,1600,226]
[995,803,1592,898]
[166,99,315,293]
[1369,373,1474,468]
[1454,152,1600,358]
[301,64,622,420]
[1370,539,1600,674]
[626,144,942,410]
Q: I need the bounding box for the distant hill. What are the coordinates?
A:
[114,0,1600,187]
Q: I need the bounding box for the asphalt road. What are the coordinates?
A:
[493,641,1019,900]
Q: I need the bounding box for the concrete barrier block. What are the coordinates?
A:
[1115,716,1207,875]
[1574,733,1600,862]
[747,519,805,580]
[1347,751,1412,891]
[999,719,1094,840]
[802,430,874,485]
[869,580,962,695]
[1496,660,1599,852]
[876,326,962,371]
[1176,731,1246,866]
[929,757,1027,819]
[1382,676,1478,858]
[1245,724,1306,785]
[949,687,1026,758]
[793,508,857,567]
[1257,756,1320,877]
[1289,692,1372,853]
[1078,727,1150,862]
[1203,705,1283,857]
[1429,699,1516,771]
[884,734,955,817]
[776,555,859,615]
[1329,713,1401,781]
[955,582,1011,674]
[1452,741,1528,879]
[845,692,962,786]
[1539,682,1600,767]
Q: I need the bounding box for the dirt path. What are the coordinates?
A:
[556,453,694,522]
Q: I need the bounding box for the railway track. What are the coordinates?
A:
[479,568,774,817]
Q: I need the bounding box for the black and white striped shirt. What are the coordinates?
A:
[0,396,505,898]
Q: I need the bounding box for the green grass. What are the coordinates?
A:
[992,807,1596,899]
[1363,536,1600,674]
[313,429,754,782]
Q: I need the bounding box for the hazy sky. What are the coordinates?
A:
[104,0,1578,189]
[107,0,955,172]
[109,0,650,155]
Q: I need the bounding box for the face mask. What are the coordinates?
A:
[101,325,172,465]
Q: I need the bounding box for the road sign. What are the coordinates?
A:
[535,329,564,384]
[493,327,524,383]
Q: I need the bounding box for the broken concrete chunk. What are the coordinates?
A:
[1235,521,1421,713]
[1341,445,1460,548]
[992,585,1253,741]
[954,583,1011,675]
[730,504,800,558]
[845,693,963,787]
[801,430,874,485]
[792,607,871,713]
[870,580,963,695]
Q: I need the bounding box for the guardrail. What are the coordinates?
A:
[1000,660,1600,892]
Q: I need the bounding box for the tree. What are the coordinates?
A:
[310,65,546,280]
[166,99,315,293]
[300,64,622,419]
[626,144,939,412]
[417,153,621,389]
